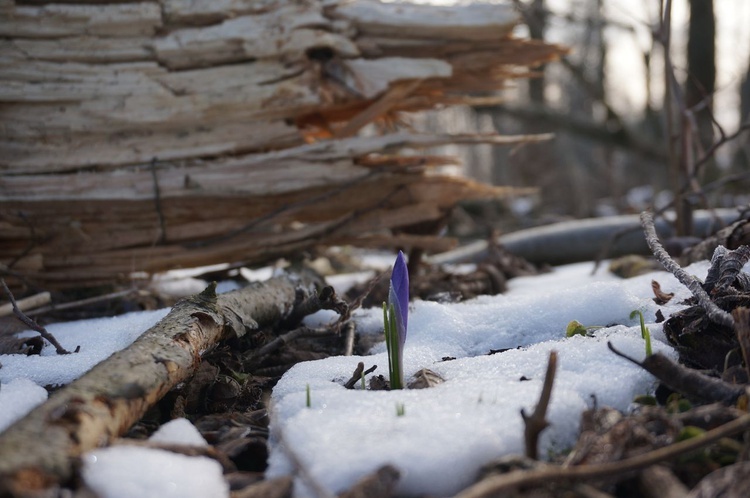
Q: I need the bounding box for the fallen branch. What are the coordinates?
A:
[640,210,734,328]
[0,271,323,495]
[429,209,739,266]
[0,290,50,318]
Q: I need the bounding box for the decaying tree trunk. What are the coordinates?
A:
[0,272,323,494]
[0,0,567,291]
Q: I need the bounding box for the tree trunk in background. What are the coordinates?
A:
[528,0,547,105]
[731,51,750,171]
[686,0,716,149]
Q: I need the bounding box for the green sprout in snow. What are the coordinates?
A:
[383,251,409,390]
[630,310,653,356]
[565,320,603,337]
[306,384,311,408]
[396,403,406,417]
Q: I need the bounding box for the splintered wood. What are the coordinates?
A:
[0,0,567,290]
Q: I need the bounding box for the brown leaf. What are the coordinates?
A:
[652,280,674,305]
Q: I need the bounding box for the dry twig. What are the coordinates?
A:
[640,210,734,328]
[608,343,744,404]
[732,307,750,381]
[344,362,377,390]
[1,279,71,354]
[521,350,557,460]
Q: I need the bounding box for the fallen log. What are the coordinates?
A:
[0,271,324,495]
[429,209,742,266]
[0,0,567,291]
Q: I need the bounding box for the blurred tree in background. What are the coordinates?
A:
[428,0,750,235]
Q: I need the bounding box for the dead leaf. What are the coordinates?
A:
[407,368,445,389]
[652,280,674,305]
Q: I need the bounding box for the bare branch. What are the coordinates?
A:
[1,279,71,355]
[639,211,734,328]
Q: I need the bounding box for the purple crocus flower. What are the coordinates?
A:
[389,250,409,341]
[385,250,409,389]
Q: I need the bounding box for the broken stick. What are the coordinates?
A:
[0,271,323,495]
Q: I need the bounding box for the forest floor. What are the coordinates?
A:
[1,214,750,498]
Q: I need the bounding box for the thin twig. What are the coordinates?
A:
[732,307,750,381]
[607,343,744,404]
[456,411,750,498]
[694,120,750,171]
[1,279,72,355]
[242,326,335,363]
[640,210,734,328]
[521,350,557,460]
[343,320,356,356]
[26,288,138,317]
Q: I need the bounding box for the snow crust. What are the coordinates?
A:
[0,308,168,387]
[0,378,48,433]
[82,417,227,498]
[266,261,708,497]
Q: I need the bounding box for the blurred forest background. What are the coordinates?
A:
[421,0,750,236]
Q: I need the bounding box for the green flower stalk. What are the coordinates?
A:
[384,251,409,390]
[630,310,653,356]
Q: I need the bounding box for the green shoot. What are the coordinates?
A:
[565,320,603,337]
[383,302,403,389]
[306,384,311,408]
[630,310,653,356]
[633,394,657,406]
[396,403,405,417]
